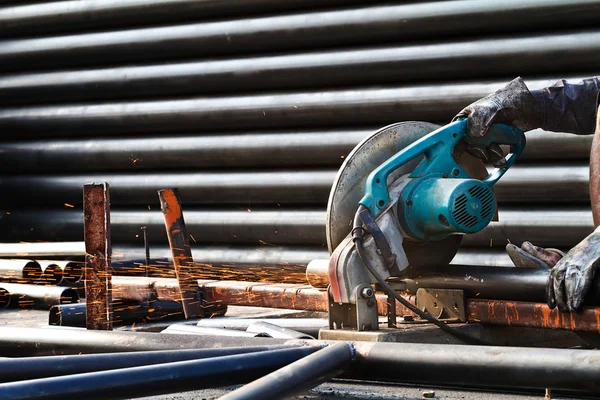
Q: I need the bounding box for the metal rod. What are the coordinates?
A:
[0,259,42,282]
[196,318,328,338]
[83,182,113,330]
[0,77,578,138]
[2,31,600,106]
[0,326,286,356]
[160,325,272,338]
[0,283,78,309]
[0,1,597,72]
[246,321,315,339]
[0,0,363,38]
[141,226,149,276]
[220,343,353,400]
[0,346,321,400]
[0,345,296,383]
[321,341,600,393]
[158,188,208,319]
[49,300,184,328]
[0,129,588,174]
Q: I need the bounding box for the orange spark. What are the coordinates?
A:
[64,203,74,208]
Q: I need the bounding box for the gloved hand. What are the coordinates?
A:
[453,77,543,167]
[506,241,563,269]
[546,228,600,312]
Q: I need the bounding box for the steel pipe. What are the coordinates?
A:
[0,259,42,282]
[160,325,272,338]
[197,318,328,338]
[0,345,295,383]
[0,346,321,400]
[39,261,63,285]
[0,163,590,206]
[0,0,369,38]
[0,282,78,309]
[246,321,315,339]
[49,300,184,327]
[0,170,336,206]
[2,31,599,106]
[399,264,600,305]
[0,2,598,72]
[38,260,83,284]
[0,208,326,245]
[221,343,353,400]
[0,77,574,138]
[0,326,286,356]
[324,341,600,393]
[0,241,85,257]
[0,129,587,174]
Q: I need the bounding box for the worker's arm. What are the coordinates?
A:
[453,76,600,165]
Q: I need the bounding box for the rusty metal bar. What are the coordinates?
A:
[467,299,600,333]
[83,182,113,330]
[158,188,222,319]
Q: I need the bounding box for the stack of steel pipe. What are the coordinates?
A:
[0,0,598,270]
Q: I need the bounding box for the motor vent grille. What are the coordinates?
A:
[452,184,494,229]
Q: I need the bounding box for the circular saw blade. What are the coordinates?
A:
[326,121,463,271]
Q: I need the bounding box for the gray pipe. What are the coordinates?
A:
[246,321,315,339]
[0,0,367,38]
[0,164,591,207]
[281,340,600,394]
[1,31,599,106]
[0,76,581,138]
[0,241,84,257]
[197,318,328,338]
[0,208,327,245]
[0,326,286,356]
[0,259,42,282]
[0,1,598,72]
[0,282,79,309]
[160,324,272,338]
[37,259,82,283]
[0,129,588,174]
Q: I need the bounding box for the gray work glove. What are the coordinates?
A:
[453,77,543,167]
[546,228,600,312]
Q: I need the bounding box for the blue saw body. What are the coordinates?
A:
[359,119,525,241]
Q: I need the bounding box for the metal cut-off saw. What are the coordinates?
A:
[322,118,525,338]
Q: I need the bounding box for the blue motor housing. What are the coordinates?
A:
[398,176,496,241]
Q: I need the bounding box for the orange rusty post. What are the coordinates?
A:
[158,188,225,319]
[83,182,113,330]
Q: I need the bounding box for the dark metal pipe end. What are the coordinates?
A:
[63,261,83,283]
[59,288,80,305]
[0,288,11,309]
[42,264,63,285]
[23,261,43,280]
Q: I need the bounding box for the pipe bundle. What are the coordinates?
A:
[0,0,598,270]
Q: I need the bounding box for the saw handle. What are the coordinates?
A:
[359,119,525,216]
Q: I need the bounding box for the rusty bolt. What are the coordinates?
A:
[422,390,435,398]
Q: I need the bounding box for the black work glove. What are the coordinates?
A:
[546,228,600,312]
[453,77,543,167]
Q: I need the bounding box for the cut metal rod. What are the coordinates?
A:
[141,226,149,277]
[83,182,113,330]
[0,346,321,400]
[220,343,353,400]
[0,345,296,383]
[158,188,205,319]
